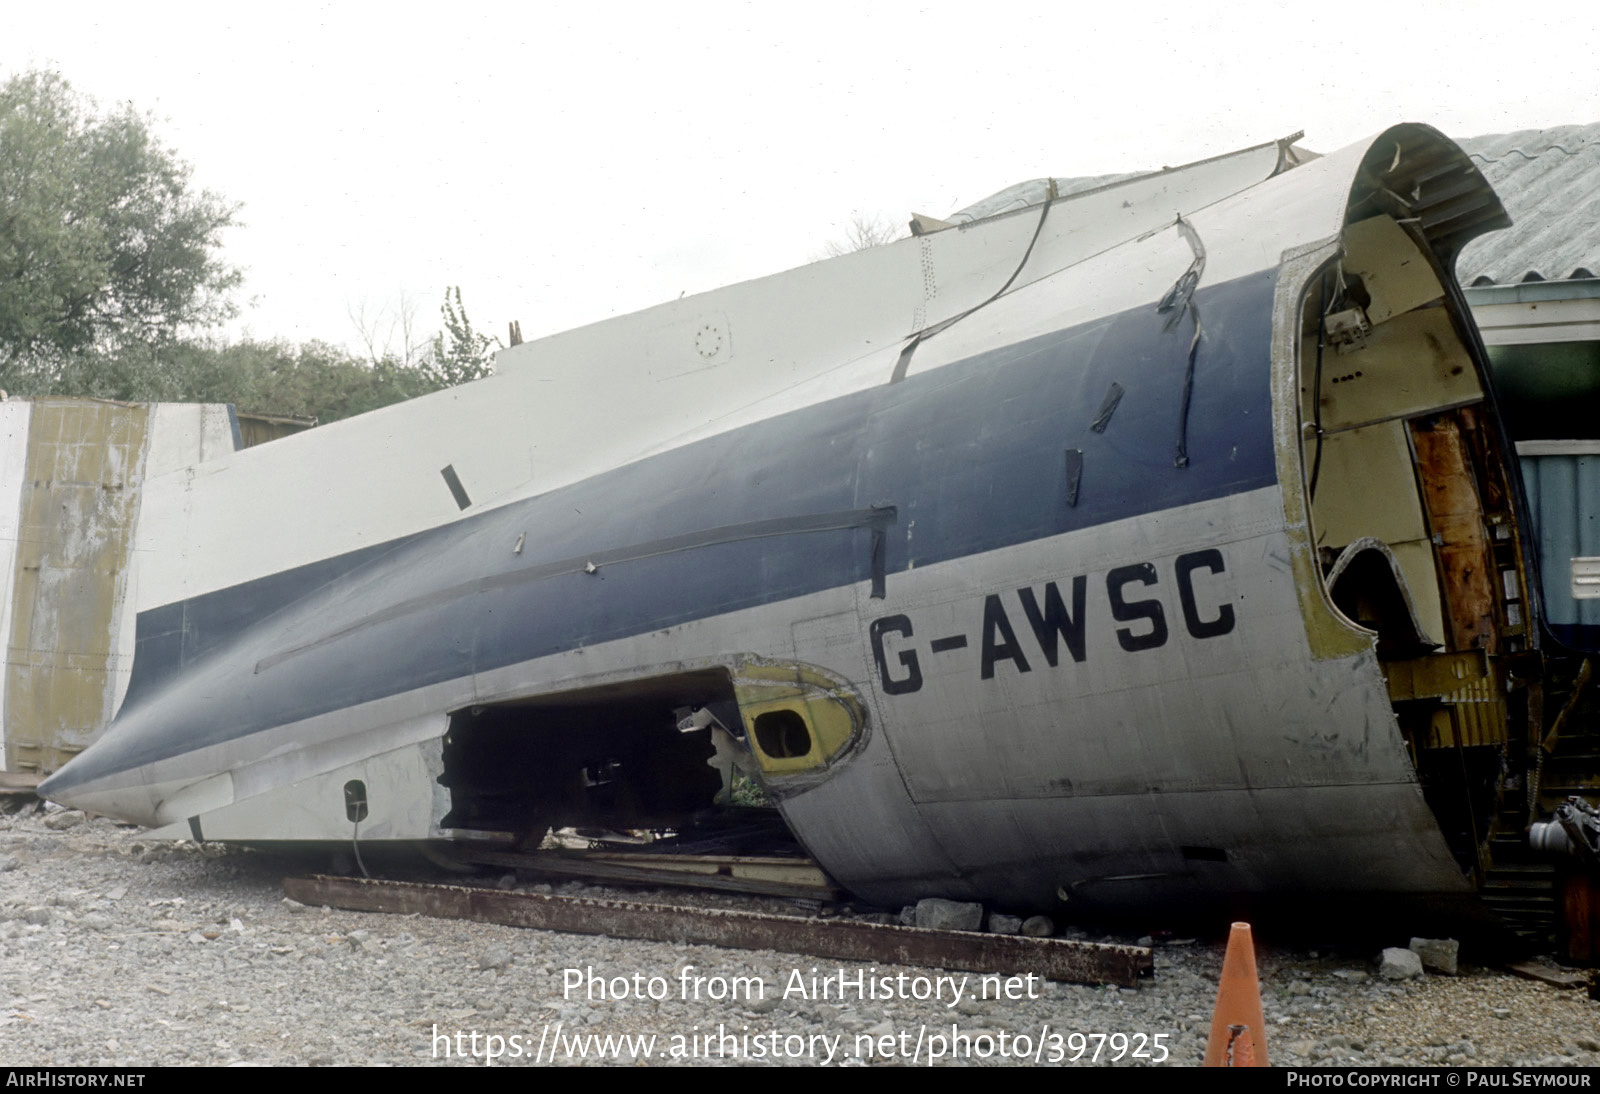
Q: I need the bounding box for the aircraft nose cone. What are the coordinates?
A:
[36,766,71,804]
[37,757,98,812]
[31,739,163,827]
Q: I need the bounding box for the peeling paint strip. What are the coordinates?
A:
[440,465,472,510]
[1160,217,1208,469]
[870,527,886,599]
[1064,448,1084,507]
[1089,382,1124,433]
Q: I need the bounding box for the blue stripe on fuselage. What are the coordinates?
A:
[51,269,1279,790]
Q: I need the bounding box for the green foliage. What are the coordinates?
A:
[211,339,439,422]
[0,70,241,388]
[0,69,498,427]
[43,338,444,424]
[427,286,500,387]
[247,340,441,422]
[729,774,772,808]
[23,312,491,425]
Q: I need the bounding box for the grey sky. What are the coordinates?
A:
[5,2,1598,356]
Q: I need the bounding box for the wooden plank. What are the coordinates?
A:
[458,848,842,901]
[1562,874,1593,965]
[1503,959,1590,989]
[284,875,1153,988]
[587,852,818,869]
[584,852,834,887]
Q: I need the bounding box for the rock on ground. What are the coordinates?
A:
[988,914,1022,935]
[1409,937,1459,976]
[914,897,983,932]
[1021,915,1055,938]
[1379,947,1425,980]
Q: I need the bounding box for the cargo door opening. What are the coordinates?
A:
[433,657,866,871]
[436,668,797,855]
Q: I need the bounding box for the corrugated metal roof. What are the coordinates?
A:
[945,126,1598,287]
[1455,123,1600,286]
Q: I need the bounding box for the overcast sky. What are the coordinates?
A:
[5,3,1598,358]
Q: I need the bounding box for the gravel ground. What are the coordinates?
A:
[2,803,1597,1068]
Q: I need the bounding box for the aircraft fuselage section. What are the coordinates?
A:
[37,266,1456,907]
[39,124,1556,924]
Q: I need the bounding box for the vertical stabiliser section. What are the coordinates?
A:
[1,400,150,775]
[0,401,240,777]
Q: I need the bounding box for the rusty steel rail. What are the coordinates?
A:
[284,874,1153,988]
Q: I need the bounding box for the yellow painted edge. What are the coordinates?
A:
[1272,238,1377,661]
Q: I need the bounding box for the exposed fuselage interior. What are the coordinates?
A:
[1299,211,1537,883]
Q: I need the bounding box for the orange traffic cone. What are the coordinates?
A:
[1203,922,1269,1066]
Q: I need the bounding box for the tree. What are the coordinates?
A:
[347,290,430,372]
[818,212,902,259]
[427,285,499,387]
[0,70,241,390]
